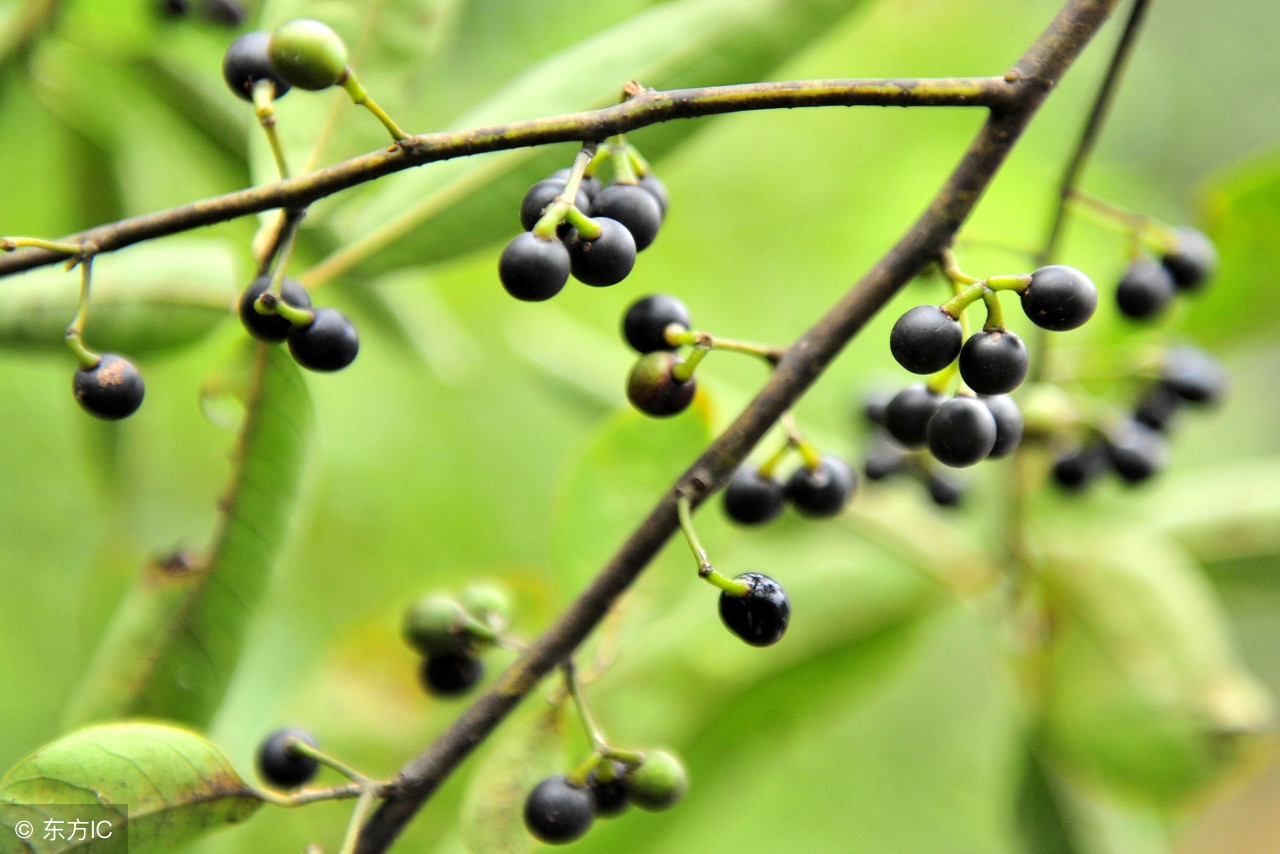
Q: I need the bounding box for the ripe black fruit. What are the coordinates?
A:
[588,184,663,251]
[287,307,359,372]
[1020,265,1097,331]
[420,651,484,698]
[524,776,595,845]
[786,455,856,517]
[722,464,785,526]
[958,329,1028,395]
[568,217,637,286]
[861,390,890,427]
[1133,382,1180,432]
[256,728,319,789]
[1104,420,1167,483]
[519,180,591,232]
[884,384,943,448]
[626,351,696,417]
[889,305,963,374]
[982,394,1023,458]
[587,764,629,818]
[1160,346,1227,405]
[1115,257,1175,320]
[926,396,997,467]
[622,294,691,353]
[639,174,669,218]
[863,443,907,481]
[1161,226,1217,291]
[499,232,570,301]
[718,572,789,646]
[1051,441,1109,491]
[222,31,292,101]
[73,354,145,420]
[926,473,965,507]
[239,275,313,342]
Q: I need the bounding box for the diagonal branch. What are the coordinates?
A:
[354,0,1122,851]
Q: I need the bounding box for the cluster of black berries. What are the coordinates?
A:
[1052,345,1226,491]
[256,727,321,789]
[238,276,359,372]
[401,583,512,698]
[499,166,668,302]
[1116,226,1217,321]
[621,293,699,416]
[722,454,857,524]
[884,265,1095,468]
[524,750,687,845]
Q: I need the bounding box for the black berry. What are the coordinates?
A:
[622,294,691,353]
[287,307,359,372]
[268,19,348,91]
[589,184,663,251]
[786,455,856,517]
[1104,420,1167,484]
[256,728,319,789]
[1133,382,1181,432]
[239,275,313,342]
[1051,441,1109,491]
[1160,346,1227,405]
[722,465,785,526]
[523,776,595,845]
[587,763,629,818]
[549,168,602,202]
[420,651,484,698]
[568,217,636,287]
[718,572,789,646]
[926,472,965,507]
[1161,226,1217,291]
[958,329,1028,395]
[639,174,669,218]
[519,180,591,232]
[202,0,246,26]
[499,232,570,301]
[1115,258,1175,320]
[861,391,891,428]
[864,442,908,481]
[926,396,997,468]
[889,305,963,374]
[884,384,944,448]
[222,31,291,101]
[626,351,696,417]
[73,354,145,420]
[982,394,1023,458]
[1020,265,1097,331]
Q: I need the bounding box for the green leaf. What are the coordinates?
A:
[61,345,312,728]
[0,240,235,355]
[0,722,261,854]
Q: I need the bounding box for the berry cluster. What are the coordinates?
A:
[524,750,687,845]
[238,276,359,372]
[401,582,513,698]
[722,455,857,524]
[1116,226,1218,321]
[499,146,668,302]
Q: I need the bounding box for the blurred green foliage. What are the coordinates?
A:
[0,0,1278,852]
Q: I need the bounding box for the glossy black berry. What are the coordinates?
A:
[1051,441,1109,492]
[1104,421,1167,484]
[958,329,1028,395]
[884,384,944,448]
[1020,265,1097,331]
[1160,346,1227,405]
[926,472,965,507]
[523,776,595,845]
[982,394,1023,458]
[256,728,319,789]
[587,764,629,818]
[239,275,313,342]
[722,465,785,526]
[589,184,663,251]
[861,391,890,427]
[622,294,691,353]
[1133,382,1181,432]
[222,32,292,101]
[889,305,963,374]
[287,307,359,372]
[1160,226,1217,291]
[1115,257,1175,320]
[926,396,997,468]
[268,19,348,91]
[519,180,591,232]
[568,217,636,287]
[622,750,688,811]
[719,572,789,646]
[786,455,856,517]
[864,443,908,481]
[499,232,570,301]
[549,168,601,202]
[73,354,145,420]
[626,351,696,417]
[639,174,669,219]
[420,651,484,698]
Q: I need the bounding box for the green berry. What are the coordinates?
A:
[626,351,696,417]
[402,594,467,656]
[623,750,688,811]
[268,19,349,91]
[458,581,513,631]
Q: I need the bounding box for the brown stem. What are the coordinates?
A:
[353,0,1120,851]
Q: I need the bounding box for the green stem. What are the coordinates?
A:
[927,359,959,395]
[675,493,749,595]
[0,236,81,254]
[266,209,305,298]
[289,739,375,786]
[339,790,378,854]
[563,205,600,238]
[607,135,639,184]
[755,439,792,480]
[566,752,603,788]
[600,747,644,766]
[253,80,291,180]
[938,281,987,317]
[938,247,981,285]
[64,256,99,369]
[670,344,709,382]
[342,72,409,142]
[562,661,607,753]
[258,293,315,328]
[256,783,364,807]
[666,329,783,362]
[981,289,1006,331]
[559,144,598,203]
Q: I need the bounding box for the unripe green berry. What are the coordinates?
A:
[458,581,513,631]
[622,750,688,811]
[401,594,467,656]
[268,19,348,91]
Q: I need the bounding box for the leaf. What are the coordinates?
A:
[0,240,236,355]
[0,722,261,854]
[61,344,312,728]
[458,704,564,854]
